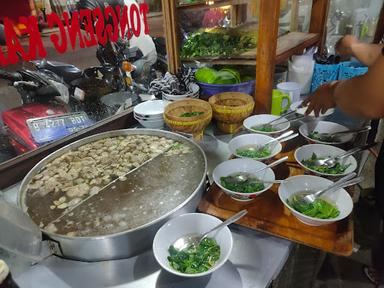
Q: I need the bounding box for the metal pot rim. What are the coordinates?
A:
[18,128,207,241]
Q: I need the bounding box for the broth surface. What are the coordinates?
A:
[24,134,205,237]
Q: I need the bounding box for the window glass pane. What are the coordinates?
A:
[0,0,167,164]
[326,0,382,53]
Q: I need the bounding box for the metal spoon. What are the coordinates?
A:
[260,130,294,147]
[254,110,297,130]
[172,210,248,252]
[256,131,299,153]
[225,156,289,186]
[225,173,285,185]
[253,111,304,131]
[311,126,371,140]
[296,173,362,206]
[313,142,377,168]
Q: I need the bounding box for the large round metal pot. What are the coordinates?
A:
[18,129,207,262]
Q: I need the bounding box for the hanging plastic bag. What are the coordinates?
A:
[288,47,316,95]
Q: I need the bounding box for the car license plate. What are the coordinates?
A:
[27,112,94,145]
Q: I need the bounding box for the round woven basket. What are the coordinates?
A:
[164,99,213,140]
[208,92,255,133]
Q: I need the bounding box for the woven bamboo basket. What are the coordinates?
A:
[164,99,213,140]
[208,92,255,133]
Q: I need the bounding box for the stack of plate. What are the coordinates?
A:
[134,100,166,129]
[162,83,200,103]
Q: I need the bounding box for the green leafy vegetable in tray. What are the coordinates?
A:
[168,238,220,274]
[302,153,350,175]
[180,111,204,117]
[288,193,340,219]
[236,146,271,159]
[181,28,258,58]
[251,126,278,133]
[220,175,265,193]
[308,131,340,143]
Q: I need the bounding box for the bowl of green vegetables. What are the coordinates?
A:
[153,213,233,277]
[212,158,275,201]
[243,114,290,135]
[299,121,353,145]
[278,175,353,226]
[229,134,282,161]
[294,144,357,177]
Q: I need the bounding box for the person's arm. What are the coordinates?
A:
[336,35,383,67]
[334,53,384,118]
[304,51,384,119]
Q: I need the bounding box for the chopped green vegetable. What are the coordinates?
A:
[251,125,278,133]
[236,146,271,159]
[288,193,340,219]
[302,153,350,175]
[181,29,258,59]
[180,111,204,117]
[167,238,220,274]
[171,142,183,150]
[308,131,340,143]
[220,175,265,193]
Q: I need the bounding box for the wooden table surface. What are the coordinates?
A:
[198,139,354,256]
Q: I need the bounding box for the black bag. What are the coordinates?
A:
[375,143,384,218]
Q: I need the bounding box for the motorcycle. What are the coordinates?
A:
[0,66,95,154]
[32,38,141,121]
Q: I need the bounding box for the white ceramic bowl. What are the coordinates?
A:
[135,116,164,129]
[228,134,282,161]
[291,101,335,117]
[162,84,200,101]
[299,121,353,145]
[243,114,290,135]
[134,112,164,120]
[153,213,233,277]
[162,93,199,103]
[134,100,166,118]
[294,144,357,177]
[278,175,353,226]
[212,158,275,201]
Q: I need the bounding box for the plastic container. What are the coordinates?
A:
[338,61,368,80]
[277,82,301,104]
[310,63,340,92]
[197,80,256,100]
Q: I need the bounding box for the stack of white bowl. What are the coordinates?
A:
[162,83,200,103]
[134,100,166,129]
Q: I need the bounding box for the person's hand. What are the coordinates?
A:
[302,82,337,117]
[335,35,359,56]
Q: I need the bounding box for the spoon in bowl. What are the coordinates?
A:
[310,126,371,141]
[313,142,377,168]
[225,156,288,186]
[172,210,248,252]
[256,131,299,153]
[253,110,298,131]
[294,173,363,206]
[236,132,298,157]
